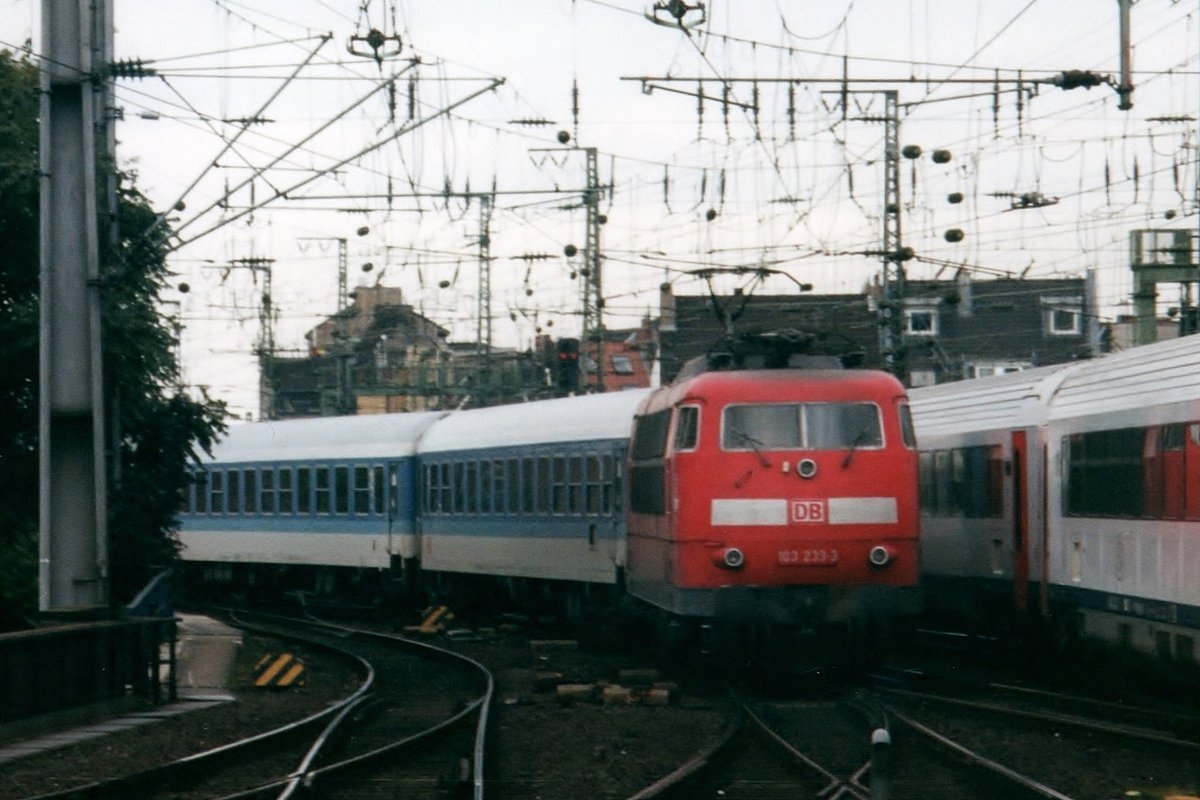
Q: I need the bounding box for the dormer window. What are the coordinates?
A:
[905,307,939,336]
[1042,296,1082,335]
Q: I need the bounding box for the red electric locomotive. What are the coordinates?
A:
[626,354,920,634]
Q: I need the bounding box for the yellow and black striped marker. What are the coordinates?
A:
[418,605,453,634]
[253,653,306,689]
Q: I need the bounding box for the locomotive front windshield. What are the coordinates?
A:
[722,402,883,451]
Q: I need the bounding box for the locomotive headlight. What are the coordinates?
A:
[868,545,895,567]
[797,459,818,479]
[713,547,745,570]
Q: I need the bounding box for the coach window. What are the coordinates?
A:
[465,461,478,514]
[568,456,584,513]
[354,466,371,514]
[333,466,349,514]
[259,469,275,514]
[537,456,551,513]
[314,467,331,514]
[1064,428,1143,517]
[438,463,451,513]
[453,462,465,513]
[297,467,312,514]
[548,456,566,514]
[278,468,293,514]
[423,464,437,513]
[194,470,209,514]
[932,451,951,514]
[522,457,537,513]
[674,406,700,451]
[918,452,935,512]
[507,458,520,514]
[552,455,571,513]
[350,465,369,515]
[605,454,618,512]
[210,471,225,514]
[1189,424,1200,522]
[243,470,258,515]
[227,470,241,514]
[481,459,494,513]
[372,466,385,514]
[1154,424,1187,520]
[586,454,603,514]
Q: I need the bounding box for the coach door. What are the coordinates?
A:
[386,461,401,556]
[1011,431,1030,613]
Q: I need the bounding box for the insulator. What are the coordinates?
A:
[944,229,965,243]
[932,149,951,164]
[564,244,578,257]
[947,192,964,204]
[901,145,922,159]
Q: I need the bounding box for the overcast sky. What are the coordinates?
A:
[3,1,1197,417]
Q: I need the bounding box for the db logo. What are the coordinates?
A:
[791,500,826,523]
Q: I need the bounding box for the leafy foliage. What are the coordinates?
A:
[0,50,227,626]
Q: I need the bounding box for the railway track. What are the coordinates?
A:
[618,675,1198,800]
[18,610,493,800]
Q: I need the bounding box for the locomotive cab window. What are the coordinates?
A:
[722,403,882,451]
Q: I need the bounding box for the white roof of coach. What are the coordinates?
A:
[206,411,447,464]
[908,363,1071,439]
[417,389,654,454]
[1046,335,1200,421]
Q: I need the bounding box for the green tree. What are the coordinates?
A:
[0,49,227,628]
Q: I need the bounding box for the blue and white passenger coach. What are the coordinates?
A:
[414,390,652,586]
[178,412,443,586]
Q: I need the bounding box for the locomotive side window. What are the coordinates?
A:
[631,410,670,515]
[674,406,700,451]
[898,403,917,448]
[632,409,671,459]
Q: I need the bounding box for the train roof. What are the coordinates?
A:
[417,389,653,454]
[205,410,447,464]
[908,363,1070,438]
[1046,334,1200,422]
[909,335,1200,438]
